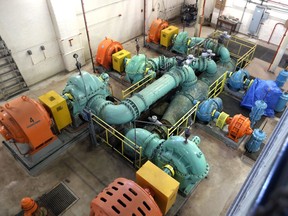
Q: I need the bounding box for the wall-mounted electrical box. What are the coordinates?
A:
[248,5,269,37]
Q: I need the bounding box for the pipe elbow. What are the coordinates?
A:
[205,59,217,76]
[181,65,197,88]
[88,96,136,124]
[125,128,162,158]
[218,46,230,63]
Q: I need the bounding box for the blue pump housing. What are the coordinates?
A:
[227,69,250,91]
[245,129,266,153]
[196,98,223,123]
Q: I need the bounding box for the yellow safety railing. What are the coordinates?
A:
[166,102,199,139]
[209,31,257,70]
[91,114,144,168]
[165,72,228,138]
[121,73,154,99]
[208,72,228,98]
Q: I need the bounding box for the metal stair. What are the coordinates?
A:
[0,36,29,101]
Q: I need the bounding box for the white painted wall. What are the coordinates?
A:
[211,0,288,45]
[74,0,145,61]
[47,0,85,71]
[0,0,65,86]
[1,0,194,85]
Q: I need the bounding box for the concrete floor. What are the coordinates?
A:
[0,22,284,216]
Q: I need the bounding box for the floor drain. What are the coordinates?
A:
[16,182,79,216]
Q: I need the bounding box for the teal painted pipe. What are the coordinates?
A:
[88,65,197,124]
[204,39,231,63]
[125,128,209,195]
[171,31,205,54]
[125,128,163,159]
[148,55,177,72]
[161,60,231,126]
[188,37,205,47]
[189,57,217,76]
[125,54,178,83]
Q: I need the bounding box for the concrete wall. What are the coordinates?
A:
[211,0,288,45]
[0,0,65,86]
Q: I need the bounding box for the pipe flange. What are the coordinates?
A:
[121,99,140,120]
[95,99,114,116]
[133,93,148,110]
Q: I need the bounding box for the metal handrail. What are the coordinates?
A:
[91,113,143,168]
[121,73,154,99]
[166,72,228,138]
[166,102,200,138]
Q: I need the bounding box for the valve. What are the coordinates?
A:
[175,56,186,66]
[185,54,196,65]
[184,128,191,143]
[201,49,215,59]
[148,115,162,126]
[218,31,231,44]
[73,53,82,74]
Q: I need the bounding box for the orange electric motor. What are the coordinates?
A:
[226,114,253,142]
[90,178,162,216]
[0,95,57,155]
[95,37,123,69]
[146,18,169,44]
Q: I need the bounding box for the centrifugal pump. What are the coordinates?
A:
[125,128,209,196]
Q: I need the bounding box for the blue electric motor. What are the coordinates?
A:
[275,92,288,112]
[249,100,267,128]
[275,69,288,88]
[245,129,266,153]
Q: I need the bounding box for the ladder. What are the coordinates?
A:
[0,36,29,101]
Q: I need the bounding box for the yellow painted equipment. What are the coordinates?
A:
[216,111,230,129]
[136,161,179,215]
[38,91,72,132]
[112,49,131,72]
[160,26,179,47]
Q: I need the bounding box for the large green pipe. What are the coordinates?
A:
[125,128,209,195]
[88,65,197,124]
[204,39,231,63]
[125,128,162,159]
[125,55,178,84]
[162,63,229,126]
[189,57,217,76]
[171,31,205,54]
[148,55,177,72]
